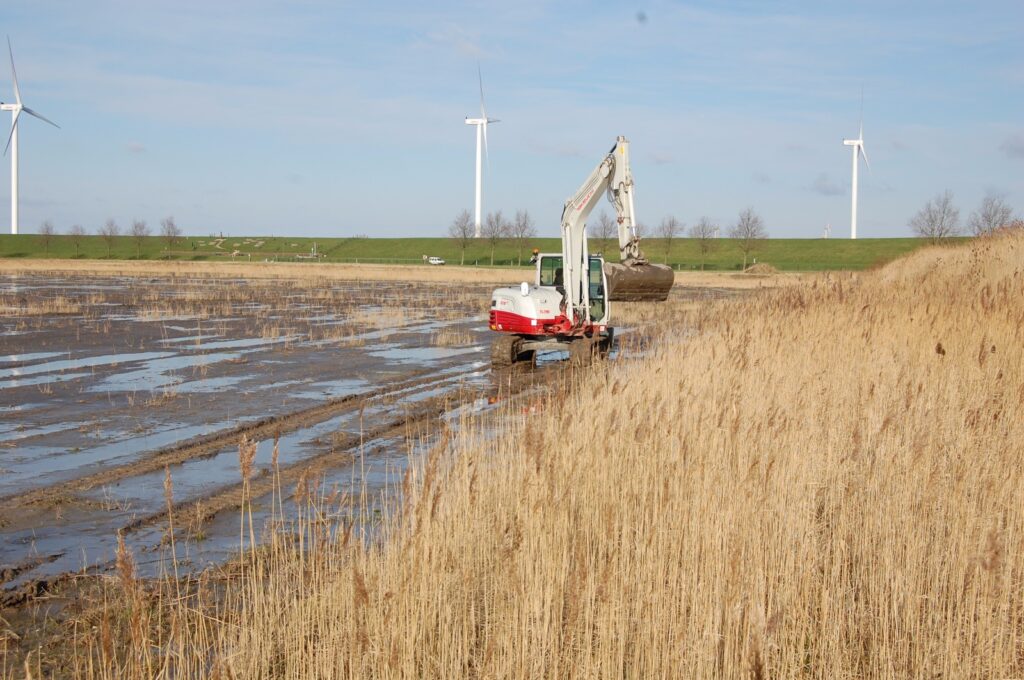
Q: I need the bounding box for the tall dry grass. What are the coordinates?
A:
[30,234,1024,677]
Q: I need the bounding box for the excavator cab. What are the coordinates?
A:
[537,254,563,289]
[534,253,609,326]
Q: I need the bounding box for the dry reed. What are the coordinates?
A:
[18,234,1024,677]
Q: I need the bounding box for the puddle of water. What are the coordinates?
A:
[193,336,295,351]
[0,420,91,441]
[78,409,369,517]
[0,351,176,380]
[0,351,66,366]
[0,402,47,413]
[0,371,93,390]
[87,351,245,393]
[367,346,483,363]
[157,334,223,345]
[287,378,368,401]
[177,375,248,393]
[0,418,255,497]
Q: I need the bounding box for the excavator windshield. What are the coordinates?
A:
[589,257,606,321]
[539,255,563,287]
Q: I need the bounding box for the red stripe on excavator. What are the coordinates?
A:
[489,310,564,335]
[489,310,598,337]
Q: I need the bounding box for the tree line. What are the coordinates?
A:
[909,191,1020,242]
[449,191,1021,269]
[33,217,182,258]
[449,206,769,270]
[447,209,539,266]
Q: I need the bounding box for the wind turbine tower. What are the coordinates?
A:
[465,66,499,238]
[2,38,59,235]
[842,103,869,240]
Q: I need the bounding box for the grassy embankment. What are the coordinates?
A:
[11,233,1023,677]
[0,233,951,271]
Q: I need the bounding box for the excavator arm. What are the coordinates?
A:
[559,136,672,323]
[558,138,627,325]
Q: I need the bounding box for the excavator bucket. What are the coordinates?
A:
[604,262,675,302]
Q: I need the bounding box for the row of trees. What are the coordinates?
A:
[910,191,1019,242]
[449,207,769,270]
[448,209,538,266]
[35,217,181,258]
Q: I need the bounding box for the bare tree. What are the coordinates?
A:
[510,209,537,266]
[160,216,181,259]
[967,192,1015,236]
[656,216,682,265]
[729,207,767,270]
[483,210,509,266]
[38,220,55,255]
[688,217,720,271]
[447,210,474,265]
[593,210,616,256]
[909,191,960,243]
[633,222,647,240]
[130,219,150,258]
[68,224,86,257]
[99,219,120,258]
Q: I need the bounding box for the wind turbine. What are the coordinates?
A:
[465,65,499,238]
[842,97,869,240]
[2,38,59,235]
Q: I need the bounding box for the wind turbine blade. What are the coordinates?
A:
[859,87,864,140]
[8,36,21,105]
[859,143,871,172]
[483,120,490,170]
[478,62,487,119]
[22,106,59,128]
[3,108,20,156]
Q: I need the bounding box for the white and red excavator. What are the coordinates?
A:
[488,135,673,367]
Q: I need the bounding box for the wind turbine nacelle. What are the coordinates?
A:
[843,139,860,146]
[465,118,486,125]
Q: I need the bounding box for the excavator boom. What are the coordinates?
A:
[570,136,674,302]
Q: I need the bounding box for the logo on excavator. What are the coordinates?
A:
[577,189,595,210]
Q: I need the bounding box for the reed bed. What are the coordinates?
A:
[12,234,1024,678]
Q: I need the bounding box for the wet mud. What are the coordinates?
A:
[0,273,736,607]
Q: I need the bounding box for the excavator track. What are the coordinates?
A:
[491,335,518,367]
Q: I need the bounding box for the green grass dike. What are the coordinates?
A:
[0,232,961,272]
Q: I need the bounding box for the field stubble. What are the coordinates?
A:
[7,234,1024,677]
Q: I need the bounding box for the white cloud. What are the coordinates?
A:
[811,172,845,196]
[1000,135,1024,159]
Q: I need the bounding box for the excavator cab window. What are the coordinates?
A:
[588,256,606,321]
[538,256,563,287]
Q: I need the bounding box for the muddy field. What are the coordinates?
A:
[0,272,736,605]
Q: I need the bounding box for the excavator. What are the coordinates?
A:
[488,135,673,367]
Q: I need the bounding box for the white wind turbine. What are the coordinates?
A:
[842,98,869,240]
[465,65,499,238]
[2,38,59,235]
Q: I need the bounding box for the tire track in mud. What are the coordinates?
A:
[119,396,452,537]
[0,360,560,598]
[0,367,475,514]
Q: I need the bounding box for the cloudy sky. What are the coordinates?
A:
[2,0,1022,238]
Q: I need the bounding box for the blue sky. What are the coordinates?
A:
[2,0,1022,238]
